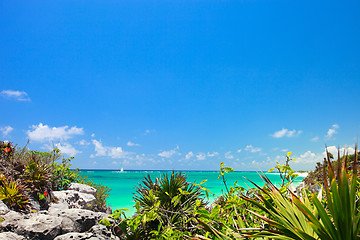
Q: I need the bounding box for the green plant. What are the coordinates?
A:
[111,171,206,239]
[194,162,268,239]
[0,179,29,211]
[52,156,80,190]
[218,161,234,194]
[207,145,360,240]
[269,151,299,188]
[134,171,204,224]
[23,157,52,192]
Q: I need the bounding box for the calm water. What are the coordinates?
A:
[79,170,304,216]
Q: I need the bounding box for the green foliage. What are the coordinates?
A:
[218,161,234,194]
[107,172,206,239]
[0,140,107,212]
[51,156,80,190]
[0,177,29,211]
[23,157,52,192]
[77,175,111,210]
[268,151,298,188]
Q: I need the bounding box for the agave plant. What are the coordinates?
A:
[245,145,360,240]
[195,146,360,240]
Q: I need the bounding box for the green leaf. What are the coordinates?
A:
[200,179,208,185]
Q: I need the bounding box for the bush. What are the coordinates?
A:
[51,155,80,190]
[0,174,29,211]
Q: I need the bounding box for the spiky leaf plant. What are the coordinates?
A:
[246,145,360,240]
[132,171,205,237]
[0,178,29,211]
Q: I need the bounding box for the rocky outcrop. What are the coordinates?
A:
[14,214,62,240]
[53,225,119,240]
[0,184,118,240]
[67,183,97,197]
[54,232,99,240]
[0,210,23,232]
[0,199,9,215]
[52,190,96,211]
[0,231,25,240]
[49,208,106,233]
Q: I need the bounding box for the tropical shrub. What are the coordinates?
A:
[104,171,207,239]
[52,155,80,190]
[0,176,29,211]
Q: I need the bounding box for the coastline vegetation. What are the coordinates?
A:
[0,140,110,212]
[1,140,359,239]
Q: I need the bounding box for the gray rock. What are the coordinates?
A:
[68,183,97,197]
[89,224,119,239]
[15,213,62,240]
[48,202,69,213]
[0,232,26,240]
[0,199,10,215]
[0,210,23,232]
[49,208,105,233]
[54,232,101,240]
[28,195,41,211]
[52,190,96,210]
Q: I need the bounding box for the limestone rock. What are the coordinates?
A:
[15,213,62,240]
[0,232,25,240]
[0,210,23,232]
[0,199,10,215]
[89,224,119,240]
[68,183,97,197]
[49,208,105,233]
[48,202,69,213]
[54,232,102,240]
[52,190,96,210]
[28,195,41,211]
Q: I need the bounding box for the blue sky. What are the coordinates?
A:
[1,0,359,171]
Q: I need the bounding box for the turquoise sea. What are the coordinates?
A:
[79,170,304,216]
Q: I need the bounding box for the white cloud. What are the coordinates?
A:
[311,136,319,142]
[324,145,355,159]
[78,139,90,146]
[296,151,323,165]
[92,139,131,158]
[225,151,234,159]
[196,153,206,161]
[0,90,31,101]
[91,133,95,137]
[237,149,242,153]
[127,141,140,147]
[207,152,219,157]
[271,128,302,138]
[0,126,14,136]
[55,142,81,156]
[245,145,262,153]
[185,152,194,159]
[326,124,339,139]
[27,123,84,142]
[291,145,356,170]
[158,146,179,158]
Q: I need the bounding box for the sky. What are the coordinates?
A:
[1,0,360,171]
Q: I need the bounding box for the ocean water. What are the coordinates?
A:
[79,170,304,216]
